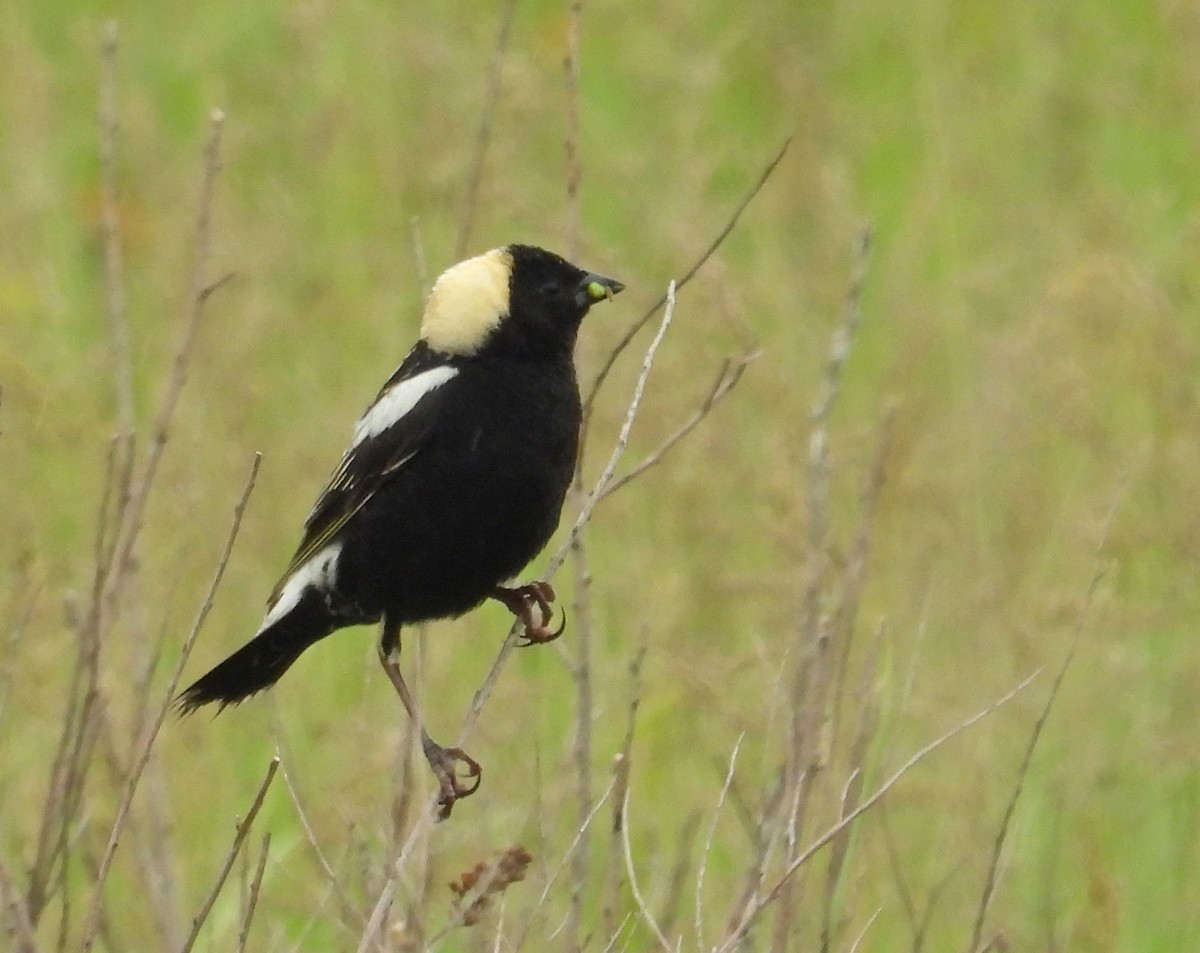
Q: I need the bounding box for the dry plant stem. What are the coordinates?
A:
[0,856,41,953]
[582,137,790,424]
[620,786,673,953]
[718,668,1042,953]
[80,453,260,952]
[603,644,646,942]
[776,228,872,952]
[448,283,677,764]
[106,109,227,609]
[510,778,617,953]
[99,21,135,456]
[564,0,583,261]
[966,558,1108,953]
[847,907,883,953]
[236,834,271,953]
[26,438,126,927]
[598,350,757,501]
[820,626,883,953]
[562,7,589,947]
[454,0,518,259]
[694,735,743,951]
[180,757,281,953]
[278,759,362,931]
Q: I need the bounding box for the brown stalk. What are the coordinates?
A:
[718,668,1043,952]
[81,452,261,953]
[597,349,759,502]
[454,0,519,259]
[770,226,872,952]
[602,643,646,942]
[235,833,272,953]
[563,5,590,948]
[104,108,228,614]
[966,553,1111,953]
[180,756,281,953]
[694,735,744,950]
[99,21,135,454]
[581,137,790,426]
[0,856,41,953]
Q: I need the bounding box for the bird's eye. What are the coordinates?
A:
[539,281,562,298]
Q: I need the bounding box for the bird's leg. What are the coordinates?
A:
[490,580,566,646]
[377,617,481,820]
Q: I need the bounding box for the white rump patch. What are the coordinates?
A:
[352,365,458,447]
[261,542,342,631]
[420,247,512,355]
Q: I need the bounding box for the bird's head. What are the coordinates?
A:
[420,244,624,360]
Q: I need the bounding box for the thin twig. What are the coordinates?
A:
[694,734,743,952]
[847,906,883,953]
[966,558,1110,953]
[236,833,271,953]
[603,643,647,941]
[554,281,677,570]
[598,350,758,501]
[563,6,589,946]
[455,0,519,258]
[510,778,617,953]
[278,757,362,930]
[107,108,227,605]
[180,756,280,953]
[98,20,135,457]
[452,282,677,759]
[582,138,790,422]
[620,785,672,953]
[0,856,41,953]
[563,0,583,261]
[719,668,1042,952]
[81,452,261,953]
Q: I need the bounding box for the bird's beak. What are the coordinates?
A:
[577,273,625,309]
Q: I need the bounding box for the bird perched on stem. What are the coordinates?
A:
[179,244,624,818]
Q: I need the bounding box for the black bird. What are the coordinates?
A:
[179,244,624,817]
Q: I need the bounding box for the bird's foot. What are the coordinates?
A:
[423,737,482,821]
[491,581,566,646]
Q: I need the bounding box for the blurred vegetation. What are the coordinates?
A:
[2,0,1199,950]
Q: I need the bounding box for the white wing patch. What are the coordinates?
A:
[261,542,342,631]
[352,366,458,448]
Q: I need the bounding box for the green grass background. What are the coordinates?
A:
[2,0,1199,950]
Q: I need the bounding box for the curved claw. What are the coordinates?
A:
[492,580,568,646]
[424,741,482,820]
[516,605,567,647]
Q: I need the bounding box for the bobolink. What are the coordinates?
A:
[179,244,624,817]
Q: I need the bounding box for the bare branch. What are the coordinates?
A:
[510,778,617,953]
[967,555,1111,953]
[620,785,672,953]
[277,757,362,931]
[108,108,227,602]
[603,643,647,941]
[599,349,758,501]
[180,756,280,953]
[455,0,518,258]
[81,452,261,953]
[847,907,883,953]
[582,137,790,422]
[236,833,271,953]
[0,855,41,953]
[719,668,1043,952]
[694,734,744,951]
[98,20,135,449]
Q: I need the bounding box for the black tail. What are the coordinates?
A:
[176,592,336,713]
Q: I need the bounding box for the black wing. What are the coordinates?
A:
[267,342,454,606]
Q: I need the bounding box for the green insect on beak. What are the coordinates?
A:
[577,273,626,308]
